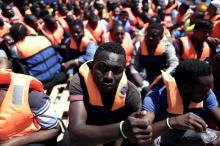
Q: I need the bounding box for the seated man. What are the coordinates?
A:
[143,59,220,146]
[0,50,60,146]
[67,42,152,146]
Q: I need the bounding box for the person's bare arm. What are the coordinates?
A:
[69,101,121,146]
[0,124,60,146]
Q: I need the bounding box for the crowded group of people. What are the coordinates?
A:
[1,0,220,146]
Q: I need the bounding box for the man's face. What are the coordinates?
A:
[3,6,14,18]
[120,15,128,24]
[71,25,84,41]
[184,75,214,103]
[145,29,162,47]
[112,26,125,44]
[194,28,210,43]
[92,51,125,93]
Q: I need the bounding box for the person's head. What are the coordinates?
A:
[3,33,15,47]
[142,0,149,12]
[149,16,161,24]
[145,23,164,47]
[210,52,220,83]
[24,14,39,30]
[190,12,204,24]
[207,0,220,17]
[112,5,121,16]
[30,4,41,18]
[119,11,129,25]
[10,23,29,42]
[83,8,92,20]
[174,59,213,103]
[70,19,84,41]
[88,13,99,28]
[43,15,58,32]
[40,9,50,19]
[58,3,68,16]
[178,2,189,15]
[139,12,149,23]
[1,5,14,18]
[111,24,125,44]
[92,42,126,93]
[193,19,213,43]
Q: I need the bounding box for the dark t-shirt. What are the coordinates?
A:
[68,73,141,125]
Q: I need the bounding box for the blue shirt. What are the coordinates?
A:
[143,81,218,121]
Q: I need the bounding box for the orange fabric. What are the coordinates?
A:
[180,36,210,60]
[102,32,134,66]
[57,16,70,33]
[0,23,10,37]
[211,15,220,25]
[21,22,38,36]
[161,71,203,114]
[16,36,52,59]
[79,62,127,111]
[69,30,95,52]
[211,21,220,39]
[140,38,165,56]
[0,71,44,140]
[40,22,64,45]
[86,21,104,42]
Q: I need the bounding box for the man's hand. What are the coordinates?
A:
[123,111,153,145]
[170,112,207,132]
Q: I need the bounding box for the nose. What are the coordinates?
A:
[103,70,114,83]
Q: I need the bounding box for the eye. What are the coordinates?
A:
[98,65,109,73]
[112,68,123,75]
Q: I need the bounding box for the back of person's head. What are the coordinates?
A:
[88,12,99,23]
[94,42,125,61]
[174,59,212,86]
[178,2,189,14]
[149,16,161,24]
[94,1,104,11]
[119,10,129,18]
[43,15,56,26]
[194,19,213,32]
[10,23,28,42]
[193,11,205,20]
[40,9,50,19]
[70,19,84,32]
[65,15,75,27]
[147,22,164,36]
[24,14,37,25]
[58,3,68,16]
[0,18,4,27]
[139,12,149,23]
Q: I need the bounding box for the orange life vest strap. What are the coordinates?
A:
[79,61,128,111]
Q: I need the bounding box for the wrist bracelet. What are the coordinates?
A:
[166,118,173,130]
[119,121,128,139]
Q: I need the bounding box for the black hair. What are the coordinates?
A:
[147,22,164,36]
[94,42,125,61]
[174,59,212,86]
[193,11,205,19]
[194,19,213,31]
[119,10,129,17]
[42,14,54,24]
[110,23,124,33]
[70,19,84,31]
[40,9,50,19]
[149,16,161,24]
[24,14,37,25]
[139,12,149,23]
[10,23,28,42]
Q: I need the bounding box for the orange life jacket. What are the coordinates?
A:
[0,71,44,140]
[148,71,203,115]
[211,21,220,39]
[0,23,10,37]
[79,62,128,111]
[21,22,38,36]
[16,36,52,59]
[102,32,134,66]
[69,30,95,52]
[40,22,64,45]
[86,21,104,42]
[140,38,165,56]
[57,16,70,33]
[162,71,203,114]
[180,36,210,60]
